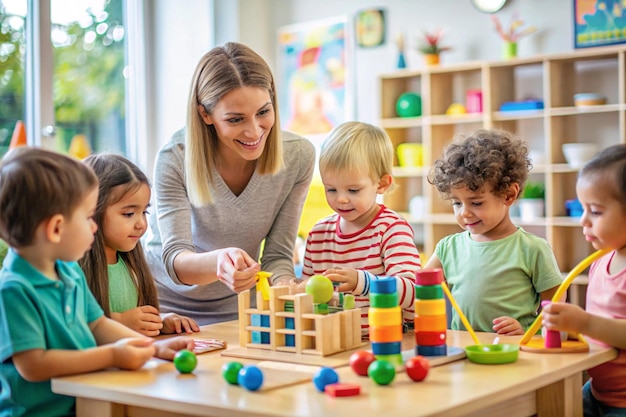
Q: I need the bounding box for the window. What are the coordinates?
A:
[0,0,128,157]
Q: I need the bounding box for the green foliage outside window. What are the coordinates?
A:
[0,0,126,155]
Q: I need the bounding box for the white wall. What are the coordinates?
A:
[144,0,214,177]
[148,0,576,167]
[250,0,574,126]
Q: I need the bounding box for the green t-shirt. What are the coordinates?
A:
[108,257,138,313]
[435,227,563,332]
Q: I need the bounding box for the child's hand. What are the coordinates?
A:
[217,247,260,293]
[111,337,156,370]
[271,277,307,295]
[153,337,195,360]
[161,313,200,334]
[492,316,524,335]
[115,306,163,337]
[324,268,358,293]
[542,302,588,334]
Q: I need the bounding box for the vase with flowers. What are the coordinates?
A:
[491,12,536,59]
[416,29,451,66]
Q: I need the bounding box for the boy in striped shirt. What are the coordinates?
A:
[297,121,421,337]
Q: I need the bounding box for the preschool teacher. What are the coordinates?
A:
[145,42,315,325]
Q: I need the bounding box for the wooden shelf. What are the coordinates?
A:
[380,46,626,272]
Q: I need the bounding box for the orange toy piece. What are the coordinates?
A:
[9,120,27,149]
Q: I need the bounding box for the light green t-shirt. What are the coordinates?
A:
[435,227,563,332]
[108,257,138,313]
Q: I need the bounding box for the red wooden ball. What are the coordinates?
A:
[349,350,376,376]
[405,356,430,382]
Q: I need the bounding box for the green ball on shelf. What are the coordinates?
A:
[395,92,422,117]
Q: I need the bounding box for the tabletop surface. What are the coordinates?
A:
[52,321,617,417]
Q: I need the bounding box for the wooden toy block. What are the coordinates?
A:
[369,325,403,343]
[343,294,355,309]
[370,292,399,308]
[255,271,272,301]
[314,303,329,314]
[415,331,446,346]
[256,288,270,311]
[371,341,402,355]
[238,288,251,346]
[368,306,402,327]
[415,299,446,316]
[338,307,362,350]
[294,293,314,353]
[417,344,447,356]
[414,268,444,285]
[414,315,447,332]
[325,383,361,397]
[414,284,444,299]
[545,330,562,348]
[370,277,396,294]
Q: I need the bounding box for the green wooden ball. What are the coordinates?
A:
[396,93,422,117]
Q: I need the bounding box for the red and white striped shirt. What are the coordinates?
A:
[302,205,421,335]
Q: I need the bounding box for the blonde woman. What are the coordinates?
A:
[145,42,315,325]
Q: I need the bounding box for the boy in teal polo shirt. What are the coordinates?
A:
[0,148,194,417]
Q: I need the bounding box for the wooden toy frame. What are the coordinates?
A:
[237,286,364,356]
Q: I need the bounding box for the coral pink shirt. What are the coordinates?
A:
[586,251,626,407]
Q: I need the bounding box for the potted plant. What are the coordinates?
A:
[491,12,536,59]
[518,181,545,221]
[416,29,451,65]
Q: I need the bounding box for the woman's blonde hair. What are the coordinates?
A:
[186,42,284,206]
[320,121,394,191]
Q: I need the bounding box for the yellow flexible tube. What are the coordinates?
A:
[519,248,611,345]
[441,281,480,345]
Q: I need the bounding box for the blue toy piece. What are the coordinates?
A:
[565,199,583,217]
[397,52,407,69]
[251,314,270,344]
[370,277,397,294]
[416,344,447,356]
[237,365,264,391]
[499,100,544,111]
[371,341,402,355]
[312,367,339,392]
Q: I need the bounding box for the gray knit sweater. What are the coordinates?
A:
[145,129,315,325]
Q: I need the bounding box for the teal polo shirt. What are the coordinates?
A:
[0,249,104,417]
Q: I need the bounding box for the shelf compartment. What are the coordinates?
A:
[379,47,626,263]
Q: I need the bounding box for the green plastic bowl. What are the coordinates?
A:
[465,343,519,364]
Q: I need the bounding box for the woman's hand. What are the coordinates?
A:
[113,306,163,337]
[217,247,260,293]
[492,316,524,335]
[161,313,200,334]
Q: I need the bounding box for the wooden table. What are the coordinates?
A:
[52,321,616,417]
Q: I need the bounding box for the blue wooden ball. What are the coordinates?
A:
[312,367,339,392]
[237,365,264,391]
